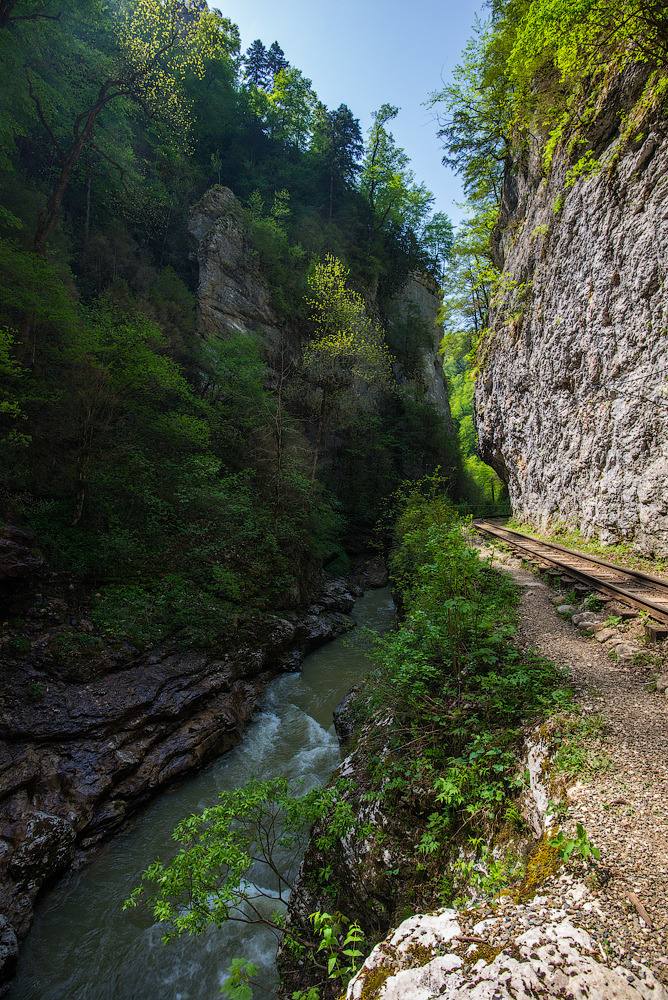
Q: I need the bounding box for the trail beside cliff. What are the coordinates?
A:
[487,542,668,980]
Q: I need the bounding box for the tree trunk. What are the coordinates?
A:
[34,132,89,254]
[309,388,327,490]
[84,167,92,251]
[31,82,112,254]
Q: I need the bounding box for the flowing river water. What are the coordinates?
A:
[9,587,395,1000]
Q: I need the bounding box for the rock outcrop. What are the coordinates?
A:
[346,900,667,1000]
[0,918,17,997]
[0,578,355,945]
[389,271,454,427]
[475,65,668,555]
[0,526,44,581]
[189,186,454,437]
[187,185,284,353]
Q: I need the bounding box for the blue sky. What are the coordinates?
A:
[218,0,486,225]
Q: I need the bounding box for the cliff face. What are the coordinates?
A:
[187,186,285,355]
[389,272,454,428]
[188,186,453,430]
[475,66,668,555]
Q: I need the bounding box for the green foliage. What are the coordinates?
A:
[549,822,601,863]
[360,484,570,863]
[0,254,342,640]
[220,959,258,1000]
[0,0,461,650]
[26,680,46,701]
[583,593,602,612]
[429,17,513,207]
[361,104,452,275]
[310,911,365,981]
[552,712,610,777]
[447,841,524,904]
[246,189,308,321]
[0,325,29,446]
[305,254,394,388]
[126,777,366,992]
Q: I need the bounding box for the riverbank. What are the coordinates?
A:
[283,525,668,999]
[7,588,396,1000]
[0,570,362,991]
[274,491,571,998]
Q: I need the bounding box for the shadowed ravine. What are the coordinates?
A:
[9,588,395,1000]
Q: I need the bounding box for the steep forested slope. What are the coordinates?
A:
[0,0,473,965]
[0,0,461,656]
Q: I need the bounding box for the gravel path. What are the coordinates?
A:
[479,542,668,983]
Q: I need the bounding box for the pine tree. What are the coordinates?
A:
[266,40,289,78]
[243,38,270,88]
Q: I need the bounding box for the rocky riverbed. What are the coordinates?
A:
[0,552,360,992]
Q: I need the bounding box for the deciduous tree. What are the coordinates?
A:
[303,254,394,483]
[26,0,236,254]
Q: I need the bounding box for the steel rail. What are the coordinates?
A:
[474,520,668,625]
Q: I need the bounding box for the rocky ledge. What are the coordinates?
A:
[0,576,356,984]
[346,893,667,1000]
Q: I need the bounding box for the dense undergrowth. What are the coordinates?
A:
[127,479,572,999]
[364,480,570,839]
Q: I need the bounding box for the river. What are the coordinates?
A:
[9,587,395,1000]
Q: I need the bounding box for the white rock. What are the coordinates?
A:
[346,913,668,999]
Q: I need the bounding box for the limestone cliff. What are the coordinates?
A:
[188,186,453,431]
[389,271,454,428]
[475,65,668,555]
[187,186,284,355]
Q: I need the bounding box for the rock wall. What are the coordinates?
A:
[389,271,454,428]
[475,65,668,555]
[187,186,285,356]
[188,186,454,432]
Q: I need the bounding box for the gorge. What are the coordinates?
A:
[0,0,667,997]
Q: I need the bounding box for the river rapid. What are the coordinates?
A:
[9,587,395,1000]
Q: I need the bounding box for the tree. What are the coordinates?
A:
[429,17,513,208]
[25,0,235,254]
[125,777,365,996]
[268,67,317,149]
[508,0,668,85]
[0,326,29,447]
[361,104,452,277]
[0,0,59,29]
[242,38,269,88]
[303,254,394,484]
[266,40,289,78]
[361,103,409,246]
[312,102,363,218]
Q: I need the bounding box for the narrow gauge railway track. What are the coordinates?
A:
[474,520,668,627]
